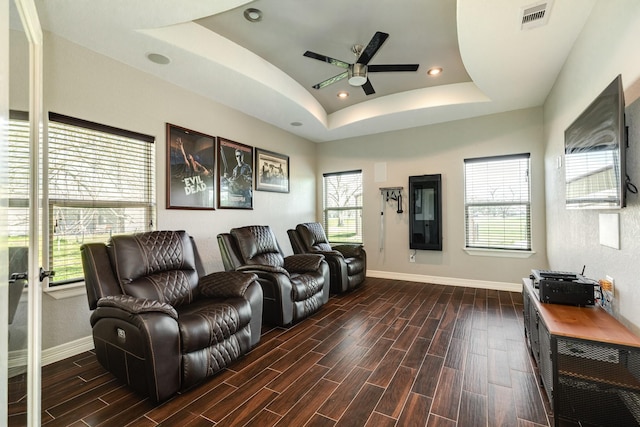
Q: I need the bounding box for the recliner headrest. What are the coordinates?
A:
[231,225,279,261]
[297,223,332,251]
[109,230,196,284]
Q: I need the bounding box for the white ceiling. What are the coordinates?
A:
[196,0,472,115]
[30,0,597,142]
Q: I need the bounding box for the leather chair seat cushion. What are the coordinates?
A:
[290,272,325,301]
[177,298,251,353]
[345,257,365,276]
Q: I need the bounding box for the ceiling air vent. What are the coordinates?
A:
[521,0,553,30]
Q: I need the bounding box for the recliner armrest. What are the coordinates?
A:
[333,244,364,258]
[96,295,178,320]
[284,254,325,273]
[198,271,259,298]
[237,264,290,277]
[313,249,344,259]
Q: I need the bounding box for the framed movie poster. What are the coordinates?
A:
[255,148,289,193]
[217,137,253,209]
[166,123,216,209]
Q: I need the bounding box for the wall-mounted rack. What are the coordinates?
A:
[380,186,403,203]
[379,186,404,251]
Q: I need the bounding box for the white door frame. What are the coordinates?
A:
[13,0,43,425]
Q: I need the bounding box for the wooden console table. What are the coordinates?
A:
[522,278,640,426]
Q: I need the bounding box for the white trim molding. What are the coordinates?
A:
[367,270,522,292]
[463,248,536,258]
[8,335,94,377]
[44,282,86,299]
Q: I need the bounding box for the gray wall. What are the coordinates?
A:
[9,31,318,351]
[317,107,548,285]
[544,0,640,334]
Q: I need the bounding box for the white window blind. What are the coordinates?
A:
[47,113,156,284]
[464,154,531,250]
[8,111,31,252]
[323,170,363,244]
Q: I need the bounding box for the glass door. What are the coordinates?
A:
[4,0,43,425]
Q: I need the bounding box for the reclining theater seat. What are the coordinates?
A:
[217,225,330,326]
[288,222,366,294]
[80,230,263,403]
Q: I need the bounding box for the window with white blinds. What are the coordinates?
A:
[48,113,156,284]
[464,154,531,251]
[8,112,156,285]
[323,170,363,244]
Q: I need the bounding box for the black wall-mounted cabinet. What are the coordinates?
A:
[409,174,442,251]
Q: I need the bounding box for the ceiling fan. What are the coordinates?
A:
[303,31,419,95]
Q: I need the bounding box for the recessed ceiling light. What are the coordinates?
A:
[146,53,171,65]
[244,8,263,22]
[427,67,443,76]
[337,91,349,99]
[290,121,303,127]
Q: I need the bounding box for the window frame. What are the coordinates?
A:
[463,153,532,254]
[8,111,156,288]
[322,169,363,245]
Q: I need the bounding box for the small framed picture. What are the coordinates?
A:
[255,148,290,193]
[217,137,253,209]
[166,123,215,210]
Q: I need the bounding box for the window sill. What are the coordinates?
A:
[463,248,536,258]
[44,282,86,300]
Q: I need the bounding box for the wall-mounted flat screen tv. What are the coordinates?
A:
[565,74,626,209]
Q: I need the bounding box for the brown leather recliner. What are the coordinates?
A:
[217,225,330,326]
[288,222,366,294]
[80,230,262,403]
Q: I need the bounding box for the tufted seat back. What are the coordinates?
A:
[230,225,285,268]
[108,230,199,307]
[297,222,333,252]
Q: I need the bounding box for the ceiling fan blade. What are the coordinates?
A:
[368,64,420,72]
[357,31,389,65]
[361,79,375,95]
[312,71,349,90]
[303,51,351,69]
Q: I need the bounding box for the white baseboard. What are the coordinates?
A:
[9,335,94,376]
[367,270,521,292]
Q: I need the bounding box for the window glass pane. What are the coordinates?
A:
[464,155,531,250]
[323,171,363,244]
[51,205,152,283]
[8,113,156,286]
[47,116,155,285]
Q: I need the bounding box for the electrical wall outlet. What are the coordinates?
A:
[606,275,615,296]
[409,252,416,263]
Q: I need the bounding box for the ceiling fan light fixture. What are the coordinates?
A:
[427,67,443,76]
[243,8,263,22]
[348,63,368,86]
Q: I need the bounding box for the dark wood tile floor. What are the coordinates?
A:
[8,277,555,426]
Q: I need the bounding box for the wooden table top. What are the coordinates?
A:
[523,278,640,347]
